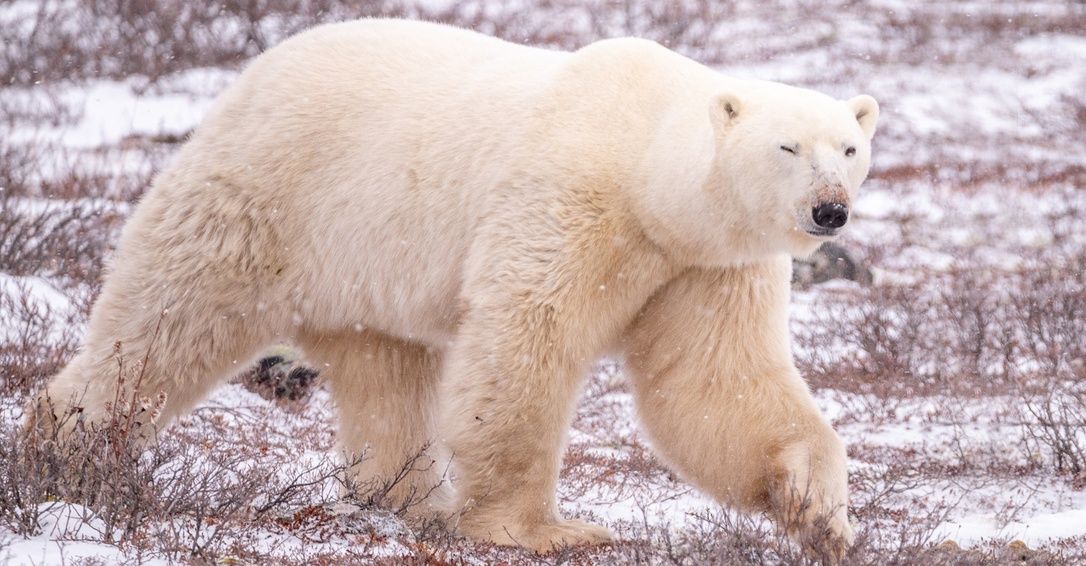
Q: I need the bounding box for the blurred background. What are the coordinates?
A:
[1,1,1085,564]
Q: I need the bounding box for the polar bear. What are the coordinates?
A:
[35,18,878,558]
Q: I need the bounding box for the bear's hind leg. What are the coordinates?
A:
[296,329,447,518]
[33,270,281,441]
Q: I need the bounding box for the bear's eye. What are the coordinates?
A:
[780,144,798,155]
[845,146,857,157]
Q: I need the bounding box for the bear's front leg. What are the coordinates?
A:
[442,299,620,551]
[622,257,853,562]
[440,199,673,552]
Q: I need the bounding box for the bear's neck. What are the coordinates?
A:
[629,108,783,269]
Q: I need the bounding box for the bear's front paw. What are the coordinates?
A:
[462,517,613,552]
[770,436,853,563]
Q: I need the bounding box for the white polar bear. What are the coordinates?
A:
[35,18,878,557]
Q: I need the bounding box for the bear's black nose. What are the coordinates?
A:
[812,203,849,229]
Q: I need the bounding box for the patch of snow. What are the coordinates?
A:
[0,503,168,566]
[6,74,223,150]
[938,490,1086,547]
[0,274,78,343]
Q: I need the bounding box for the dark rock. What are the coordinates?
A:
[792,243,873,287]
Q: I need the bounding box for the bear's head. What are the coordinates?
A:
[707,85,879,260]
[636,83,879,266]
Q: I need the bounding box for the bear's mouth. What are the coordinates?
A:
[804,226,840,237]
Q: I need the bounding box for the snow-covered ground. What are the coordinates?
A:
[2,1,1085,563]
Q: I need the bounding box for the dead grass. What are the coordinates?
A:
[0,198,119,286]
[2,348,454,563]
[797,251,1086,398]
[9,0,1080,89]
[0,287,80,397]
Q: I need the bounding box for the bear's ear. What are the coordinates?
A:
[847,94,879,140]
[709,91,743,134]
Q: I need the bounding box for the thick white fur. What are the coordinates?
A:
[37,19,877,555]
